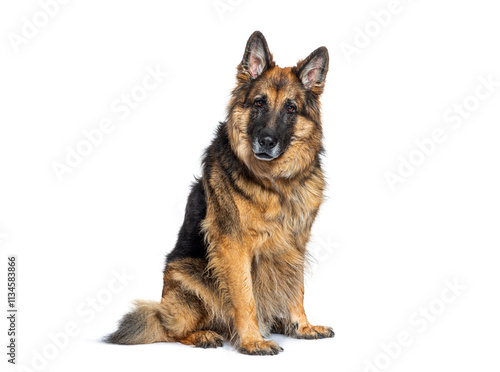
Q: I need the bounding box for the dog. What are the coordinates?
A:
[105,31,333,355]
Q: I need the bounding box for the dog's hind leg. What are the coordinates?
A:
[161,289,225,348]
[160,264,226,348]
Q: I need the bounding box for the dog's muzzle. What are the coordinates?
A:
[252,132,281,161]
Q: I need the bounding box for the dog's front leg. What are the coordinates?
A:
[212,241,283,355]
[287,285,334,339]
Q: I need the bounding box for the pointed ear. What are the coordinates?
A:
[296,46,329,91]
[240,31,274,79]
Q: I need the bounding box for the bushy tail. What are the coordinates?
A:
[104,300,172,345]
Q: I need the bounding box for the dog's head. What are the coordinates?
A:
[227,31,329,179]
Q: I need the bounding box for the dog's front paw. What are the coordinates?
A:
[238,340,283,355]
[293,324,334,339]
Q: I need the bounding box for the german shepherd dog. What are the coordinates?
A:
[105,31,333,355]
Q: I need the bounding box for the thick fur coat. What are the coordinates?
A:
[105,31,333,355]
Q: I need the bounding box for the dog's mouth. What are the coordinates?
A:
[254,152,275,161]
[252,139,281,161]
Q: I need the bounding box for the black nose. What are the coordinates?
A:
[258,135,277,150]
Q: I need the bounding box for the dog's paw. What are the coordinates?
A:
[293,324,334,339]
[180,330,225,348]
[195,331,225,348]
[238,340,283,355]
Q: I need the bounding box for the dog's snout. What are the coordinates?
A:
[257,128,278,151]
[253,129,281,160]
[258,135,277,150]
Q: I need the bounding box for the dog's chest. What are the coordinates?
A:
[244,180,323,253]
[245,180,323,325]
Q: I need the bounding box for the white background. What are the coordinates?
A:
[1,0,499,371]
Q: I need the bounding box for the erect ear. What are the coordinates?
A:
[240,31,274,79]
[296,46,329,90]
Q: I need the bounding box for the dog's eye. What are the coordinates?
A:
[254,99,264,108]
[287,105,297,113]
